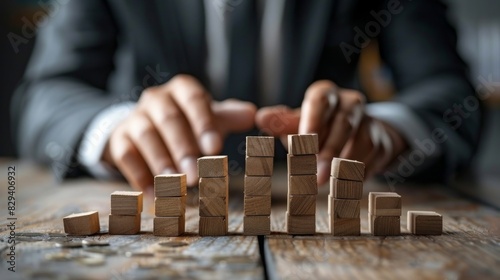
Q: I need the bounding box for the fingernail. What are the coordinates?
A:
[317,160,331,185]
[160,168,177,175]
[180,157,198,185]
[200,131,221,155]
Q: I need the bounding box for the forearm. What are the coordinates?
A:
[13,78,116,179]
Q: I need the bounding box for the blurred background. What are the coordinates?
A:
[1,0,499,190]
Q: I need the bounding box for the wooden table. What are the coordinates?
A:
[1,160,499,279]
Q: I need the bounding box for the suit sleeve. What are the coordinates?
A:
[11,0,119,179]
[378,0,483,183]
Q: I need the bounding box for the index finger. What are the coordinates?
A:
[168,75,222,155]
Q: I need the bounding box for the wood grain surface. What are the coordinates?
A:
[1,160,500,279]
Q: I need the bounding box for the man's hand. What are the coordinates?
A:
[103,74,256,190]
[256,80,407,185]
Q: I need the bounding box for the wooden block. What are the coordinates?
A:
[329,217,360,236]
[243,215,271,235]
[154,174,187,197]
[368,192,401,216]
[110,191,143,215]
[153,216,185,236]
[287,195,316,216]
[286,212,315,235]
[246,136,275,157]
[330,177,363,199]
[244,195,271,216]
[154,196,186,217]
[108,214,141,235]
[371,215,401,236]
[199,197,228,217]
[287,154,317,175]
[199,216,228,236]
[407,211,442,235]
[368,192,398,214]
[199,176,228,197]
[63,211,100,235]
[245,156,274,176]
[288,134,319,155]
[328,197,360,218]
[288,175,317,195]
[330,158,365,181]
[198,156,228,178]
[244,176,272,196]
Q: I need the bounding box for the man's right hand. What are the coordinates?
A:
[103,74,256,190]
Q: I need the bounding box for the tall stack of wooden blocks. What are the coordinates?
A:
[407,211,442,235]
[369,192,402,235]
[286,134,318,235]
[153,174,187,236]
[244,136,274,235]
[109,191,143,235]
[329,158,364,236]
[198,155,229,236]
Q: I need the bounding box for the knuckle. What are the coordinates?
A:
[159,107,184,123]
[113,144,135,165]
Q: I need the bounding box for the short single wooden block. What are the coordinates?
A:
[288,175,317,195]
[199,197,228,217]
[246,136,275,157]
[330,177,363,199]
[371,215,401,236]
[154,196,186,217]
[287,195,316,216]
[243,215,271,235]
[288,134,319,155]
[330,158,365,181]
[153,216,185,237]
[110,191,143,215]
[286,212,315,235]
[198,156,228,178]
[329,217,360,236]
[245,156,274,176]
[329,197,360,218]
[244,176,272,196]
[154,174,187,197]
[369,192,401,216]
[199,216,228,236]
[108,214,141,235]
[63,211,100,235]
[287,154,317,175]
[244,195,271,216]
[199,176,228,197]
[407,211,442,235]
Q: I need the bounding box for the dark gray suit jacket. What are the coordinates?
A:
[12,0,482,183]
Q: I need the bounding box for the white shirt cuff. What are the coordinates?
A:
[78,102,136,179]
[365,102,441,158]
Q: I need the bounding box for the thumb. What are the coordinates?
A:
[213,99,257,135]
[255,105,301,136]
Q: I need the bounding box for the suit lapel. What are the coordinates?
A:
[280,0,335,107]
[153,0,207,83]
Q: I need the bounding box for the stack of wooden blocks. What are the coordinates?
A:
[63,211,100,235]
[109,191,143,235]
[407,211,442,235]
[153,174,187,236]
[198,155,229,236]
[329,158,364,236]
[243,136,274,235]
[368,192,402,235]
[286,134,318,235]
